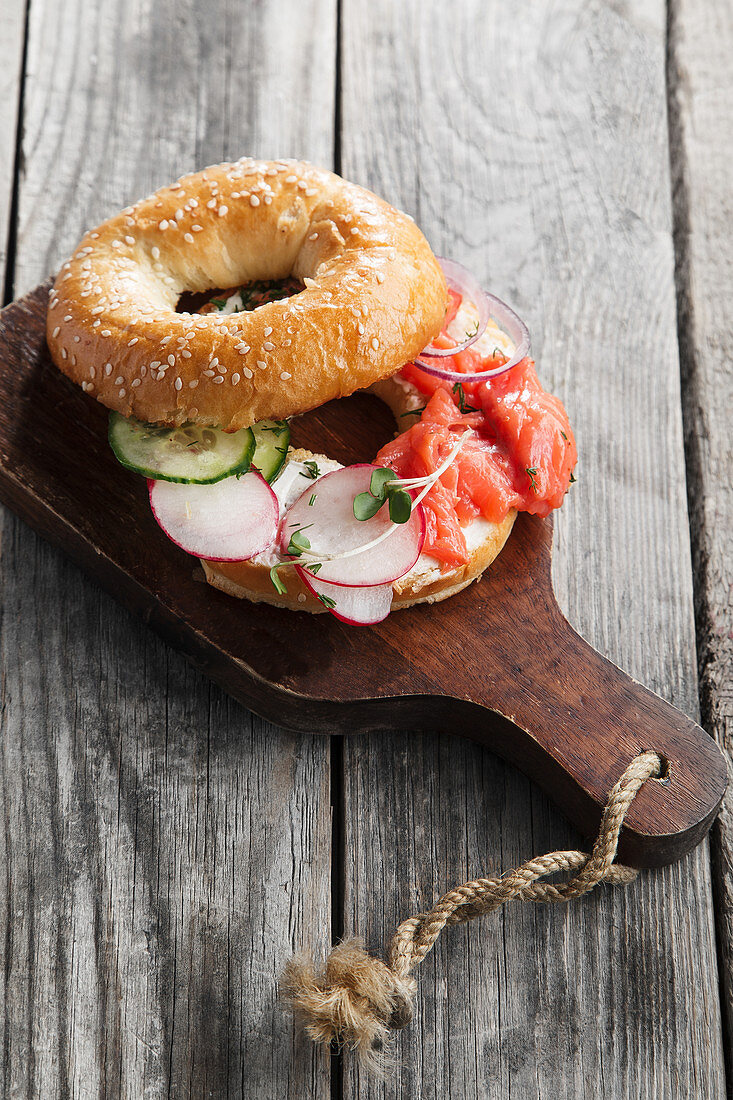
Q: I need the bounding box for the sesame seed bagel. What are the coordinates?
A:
[46,158,447,431]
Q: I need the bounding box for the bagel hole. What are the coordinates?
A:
[176,277,303,315]
[290,393,397,467]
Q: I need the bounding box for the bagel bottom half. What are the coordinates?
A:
[201,373,517,613]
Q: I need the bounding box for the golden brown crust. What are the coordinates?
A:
[46,158,446,431]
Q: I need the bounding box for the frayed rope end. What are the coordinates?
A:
[280,937,415,1072]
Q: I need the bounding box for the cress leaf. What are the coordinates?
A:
[353,491,384,521]
[388,489,413,524]
[369,466,397,500]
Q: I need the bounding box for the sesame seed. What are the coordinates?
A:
[308,233,318,241]
[128,337,139,346]
[89,367,95,379]
[357,323,365,334]
[119,388,126,398]
[175,208,184,220]
[217,364,227,374]
[91,306,104,316]
[52,326,60,338]
[184,233,194,244]
[203,369,215,377]
[280,371,291,380]
[149,361,161,370]
[305,188,317,197]
[156,371,166,381]
[376,272,385,283]
[188,379,199,388]
[286,175,297,183]
[158,220,169,230]
[64,315,72,322]
[297,181,307,191]
[190,407,199,417]
[73,335,81,343]
[152,246,160,259]
[101,329,111,337]
[192,224,203,232]
[115,376,124,385]
[167,354,175,366]
[218,205,228,217]
[371,338,379,350]
[61,348,67,359]
[243,367,253,379]
[263,341,275,351]
[125,235,135,245]
[250,195,260,207]
[257,360,267,370]
[231,373,240,385]
[105,363,112,375]
[264,195,272,204]
[181,350,192,358]
[174,378,182,391]
[350,227,359,235]
[212,376,224,385]
[140,366,147,377]
[264,326,273,336]
[131,379,141,388]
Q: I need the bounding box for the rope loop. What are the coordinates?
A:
[282,750,662,1069]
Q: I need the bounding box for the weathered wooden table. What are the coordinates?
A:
[0,2,730,1097]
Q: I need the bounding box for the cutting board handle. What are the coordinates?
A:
[455,561,727,867]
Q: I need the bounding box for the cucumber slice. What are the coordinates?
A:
[108,412,255,484]
[251,419,290,483]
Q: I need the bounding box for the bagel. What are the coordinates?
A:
[46,160,577,626]
[46,158,447,431]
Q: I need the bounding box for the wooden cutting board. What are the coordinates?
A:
[0,282,726,867]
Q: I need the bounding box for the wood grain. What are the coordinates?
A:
[339,0,726,1095]
[0,1,336,1096]
[668,0,733,1067]
[0,0,26,291]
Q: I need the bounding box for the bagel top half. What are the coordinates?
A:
[46,158,447,431]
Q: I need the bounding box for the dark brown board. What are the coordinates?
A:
[0,283,726,866]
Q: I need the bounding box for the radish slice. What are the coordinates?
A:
[149,470,278,561]
[296,567,393,625]
[281,464,424,587]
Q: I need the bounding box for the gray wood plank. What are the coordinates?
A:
[0,0,26,288]
[0,1,336,1095]
[668,0,733,1065]
[339,1,725,1095]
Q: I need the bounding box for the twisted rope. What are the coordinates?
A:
[281,750,661,1070]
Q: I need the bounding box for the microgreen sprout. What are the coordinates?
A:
[353,467,413,525]
[269,563,289,595]
[295,431,473,570]
[287,527,312,557]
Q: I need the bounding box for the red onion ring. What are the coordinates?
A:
[416,260,531,383]
[421,258,491,357]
